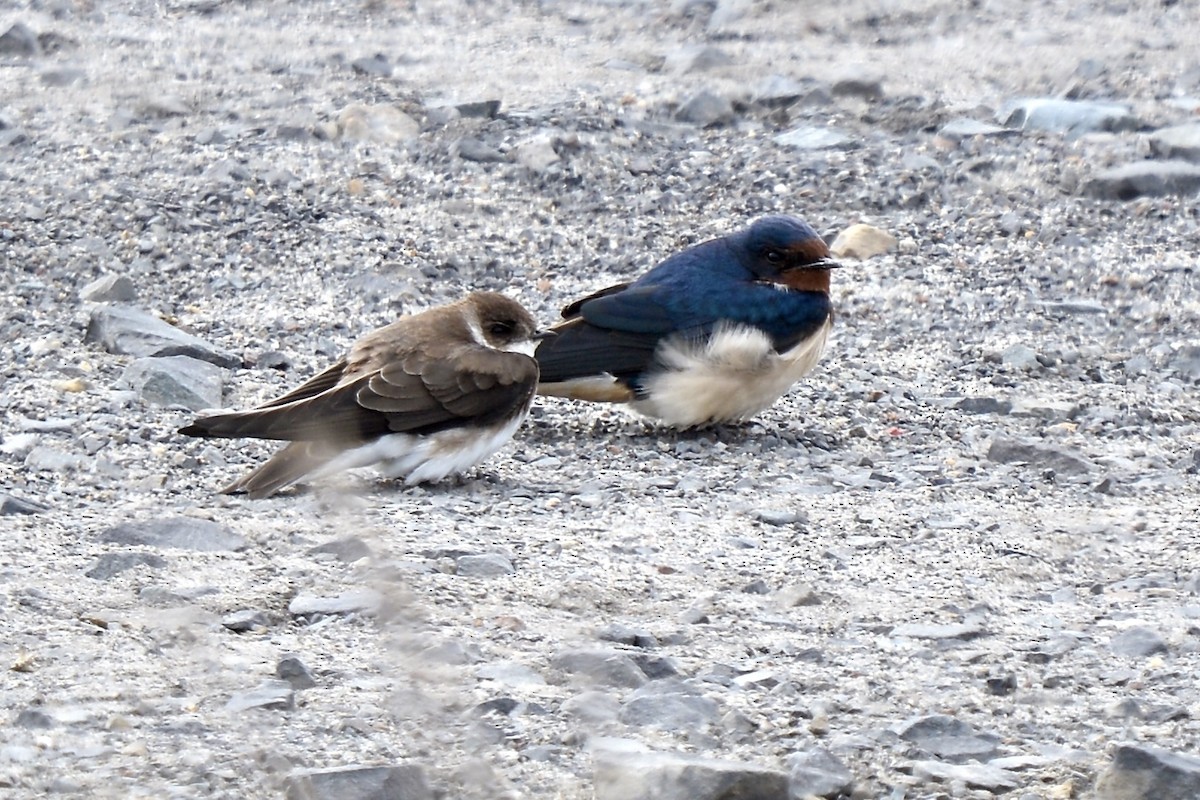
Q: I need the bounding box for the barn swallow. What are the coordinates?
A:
[179,292,545,498]
[535,215,839,427]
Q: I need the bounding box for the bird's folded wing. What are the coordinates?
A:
[366,349,539,431]
[559,282,632,319]
[535,319,663,383]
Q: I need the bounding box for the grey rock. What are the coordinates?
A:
[15,709,54,729]
[121,355,223,410]
[896,715,1001,760]
[307,537,372,563]
[774,126,857,150]
[755,508,807,527]
[666,45,733,74]
[285,764,434,800]
[225,679,294,712]
[222,609,269,632]
[753,74,810,108]
[938,118,1014,140]
[1084,160,1200,200]
[1095,744,1200,800]
[455,553,514,577]
[40,67,87,87]
[789,747,853,798]
[277,655,317,689]
[455,138,507,163]
[98,517,246,551]
[676,90,734,127]
[288,589,383,617]
[454,99,501,118]
[350,54,392,77]
[553,649,648,688]
[0,23,40,57]
[998,97,1138,135]
[618,680,721,732]
[594,749,787,800]
[831,73,883,100]
[563,690,621,724]
[1110,626,1170,658]
[1149,123,1200,163]
[85,305,240,369]
[597,623,659,649]
[892,621,986,640]
[954,397,1013,415]
[80,274,137,303]
[23,446,86,473]
[911,760,1019,791]
[1037,299,1108,315]
[1001,343,1039,370]
[987,437,1092,476]
[515,134,560,172]
[84,552,166,580]
[0,494,48,515]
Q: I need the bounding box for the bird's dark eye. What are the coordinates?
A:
[488,320,515,336]
[765,250,784,264]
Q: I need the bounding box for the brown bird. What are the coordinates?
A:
[179,292,545,498]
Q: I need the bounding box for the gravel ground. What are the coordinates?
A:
[3,1,1200,798]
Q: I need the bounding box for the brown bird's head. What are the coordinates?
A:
[463,292,548,356]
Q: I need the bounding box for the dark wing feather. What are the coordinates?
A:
[559,282,632,319]
[534,316,663,384]
[220,441,340,499]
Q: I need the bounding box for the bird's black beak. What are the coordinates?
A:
[532,329,557,341]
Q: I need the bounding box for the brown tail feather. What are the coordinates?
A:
[220,442,336,499]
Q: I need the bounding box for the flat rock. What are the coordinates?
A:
[830,223,897,260]
[0,22,40,57]
[987,437,1092,476]
[85,305,240,368]
[1149,123,1200,163]
[456,553,514,577]
[896,715,1001,760]
[666,44,733,74]
[84,552,166,580]
[225,679,294,712]
[1110,626,1170,658]
[0,494,48,515]
[286,763,434,800]
[552,648,648,688]
[288,588,383,617]
[998,97,1138,135]
[121,355,223,410]
[98,517,246,551]
[222,609,269,632]
[618,681,721,732]
[1084,160,1200,200]
[891,621,986,641]
[1095,743,1200,800]
[307,537,372,563]
[594,749,787,800]
[515,133,560,172]
[676,90,735,127]
[455,138,508,163]
[774,126,857,150]
[938,117,1014,140]
[910,759,1019,791]
[789,746,853,798]
[80,275,136,303]
[954,397,1013,415]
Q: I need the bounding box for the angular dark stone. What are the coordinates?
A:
[896,715,1001,760]
[455,138,507,163]
[675,90,734,127]
[121,355,223,411]
[987,437,1092,476]
[789,747,853,798]
[552,649,647,688]
[1084,160,1200,200]
[85,305,240,369]
[0,22,41,57]
[277,655,317,689]
[0,494,48,515]
[1095,744,1200,800]
[307,537,372,563]
[1110,626,1170,658]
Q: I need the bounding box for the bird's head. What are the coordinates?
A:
[735,215,841,292]
[464,292,550,357]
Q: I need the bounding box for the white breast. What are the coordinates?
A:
[634,319,831,427]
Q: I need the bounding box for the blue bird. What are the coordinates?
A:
[535,215,841,427]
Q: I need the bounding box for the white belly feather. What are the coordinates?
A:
[635,319,831,427]
[307,412,527,486]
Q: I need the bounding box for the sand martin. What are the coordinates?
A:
[180,292,545,498]
[535,215,840,427]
